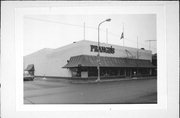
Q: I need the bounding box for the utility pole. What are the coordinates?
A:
[97,18,111,82]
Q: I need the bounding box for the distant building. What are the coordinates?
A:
[24,40,155,78]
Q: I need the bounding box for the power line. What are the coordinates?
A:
[25,16,81,27]
[25,16,156,50]
[25,16,97,30]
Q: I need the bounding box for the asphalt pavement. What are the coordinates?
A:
[24,78,157,104]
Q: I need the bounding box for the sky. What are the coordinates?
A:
[24,14,157,56]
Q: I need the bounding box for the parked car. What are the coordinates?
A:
[24,73,34,81]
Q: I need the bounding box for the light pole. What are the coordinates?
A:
[97,18,111,82]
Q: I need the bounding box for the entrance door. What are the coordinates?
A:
[125,68,131,77]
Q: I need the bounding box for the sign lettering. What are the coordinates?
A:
[90,45,115,54]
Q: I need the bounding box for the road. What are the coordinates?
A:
[24,78,157,104]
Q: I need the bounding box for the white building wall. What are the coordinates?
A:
[24,42,88,77]
[24,40,152,77]
[80,40,152,60]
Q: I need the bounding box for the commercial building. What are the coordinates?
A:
[24,40,155,78]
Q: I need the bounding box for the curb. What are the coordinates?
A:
[70,77,156,84]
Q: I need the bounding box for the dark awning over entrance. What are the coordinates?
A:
[24,64,35,71]
[63,55,155,68]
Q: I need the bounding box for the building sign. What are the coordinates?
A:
[90,45,115,54]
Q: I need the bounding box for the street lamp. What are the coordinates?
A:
[97,18,111,82]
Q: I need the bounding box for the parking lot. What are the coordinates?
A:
[24,78,157,104]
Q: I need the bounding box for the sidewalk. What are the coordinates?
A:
[70,76,157,84]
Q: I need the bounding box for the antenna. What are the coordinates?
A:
[137,36,139,59]
[84,22,85,40]
[123,23,125,47]
[106,28,108,44]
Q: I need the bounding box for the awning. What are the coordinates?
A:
[24,64,35,71]
[63,55,155,68]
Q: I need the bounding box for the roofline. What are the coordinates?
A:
[24,39,152,57]
[68,54,151,61]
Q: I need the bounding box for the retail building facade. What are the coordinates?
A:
[24,40,155,78]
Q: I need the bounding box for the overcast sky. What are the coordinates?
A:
[24,14,157,56]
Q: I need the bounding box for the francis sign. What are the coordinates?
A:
[90,45,115,54]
